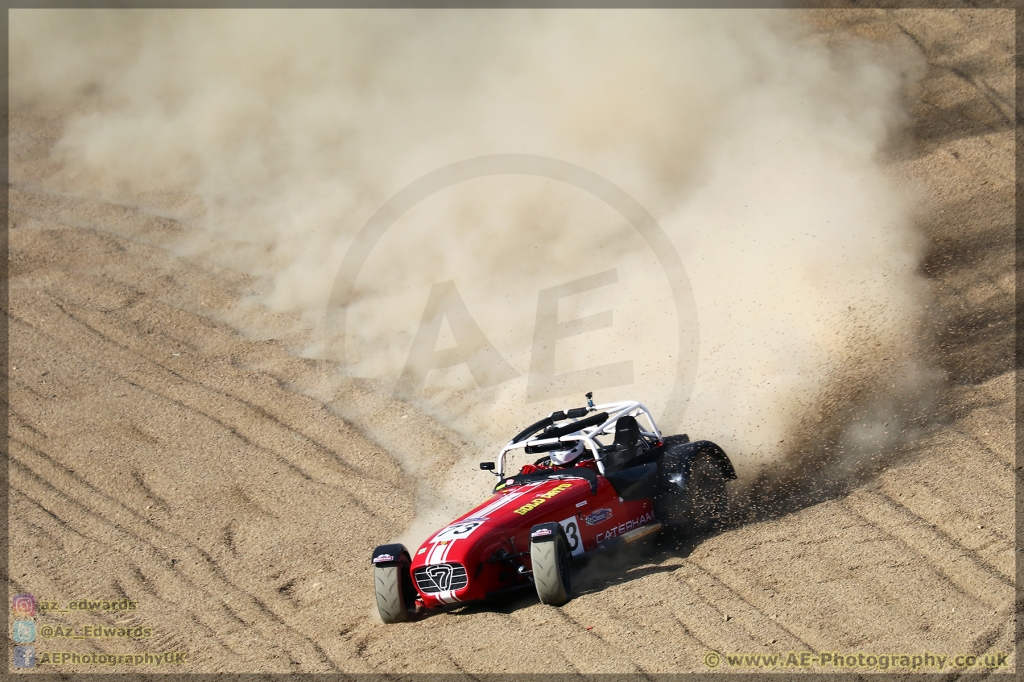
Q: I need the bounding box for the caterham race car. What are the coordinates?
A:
[371,395,736,623]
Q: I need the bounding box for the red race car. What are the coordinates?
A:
[371,394,736,623]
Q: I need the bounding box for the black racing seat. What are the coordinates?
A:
[615,416,640,456]
[604,416,641,472]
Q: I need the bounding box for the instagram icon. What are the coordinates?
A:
[12,594,36,617]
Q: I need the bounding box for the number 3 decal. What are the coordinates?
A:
[433,520,484,542]
[559,517,585,557]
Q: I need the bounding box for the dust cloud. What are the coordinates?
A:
[11,9,941,514]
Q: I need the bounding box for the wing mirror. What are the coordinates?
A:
[479,462,495,470]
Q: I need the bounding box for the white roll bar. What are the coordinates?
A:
[495,400,661,477]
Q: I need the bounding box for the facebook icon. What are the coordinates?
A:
[13,646,36,668]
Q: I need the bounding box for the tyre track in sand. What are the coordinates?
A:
[8,192,483,492]
[8,203,483,670]
[841,489,1012,610]
[9,436,340,669]
[9,235,423,667]
[8,295,400,509]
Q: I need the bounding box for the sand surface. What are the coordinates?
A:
[7,9,1015,674]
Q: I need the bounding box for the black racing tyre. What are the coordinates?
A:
[656,449,728,537]
[374,560,417,624]
[531,533,572,605]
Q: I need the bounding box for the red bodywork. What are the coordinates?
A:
[408,461,654,608]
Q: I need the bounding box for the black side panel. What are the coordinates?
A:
[601,446,628,473]
[622,444,662,468]
[605,462,659,501]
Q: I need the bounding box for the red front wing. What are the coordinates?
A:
[408,463,654,608]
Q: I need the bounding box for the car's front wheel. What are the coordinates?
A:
[530,525,572,605]
[373,547,417,624]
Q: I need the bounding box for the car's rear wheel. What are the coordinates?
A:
[685,452,728,534]
[531,533,572,605]
[374,559,417,624]
[656,449,728,537]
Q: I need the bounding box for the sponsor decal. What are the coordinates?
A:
[417,547,427,555]
[576,500,587,508]
[584,508,613,526]
[513,483,574,516]
[531,528,553,538]
[372,554,395,563]
[596,511,655,543]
